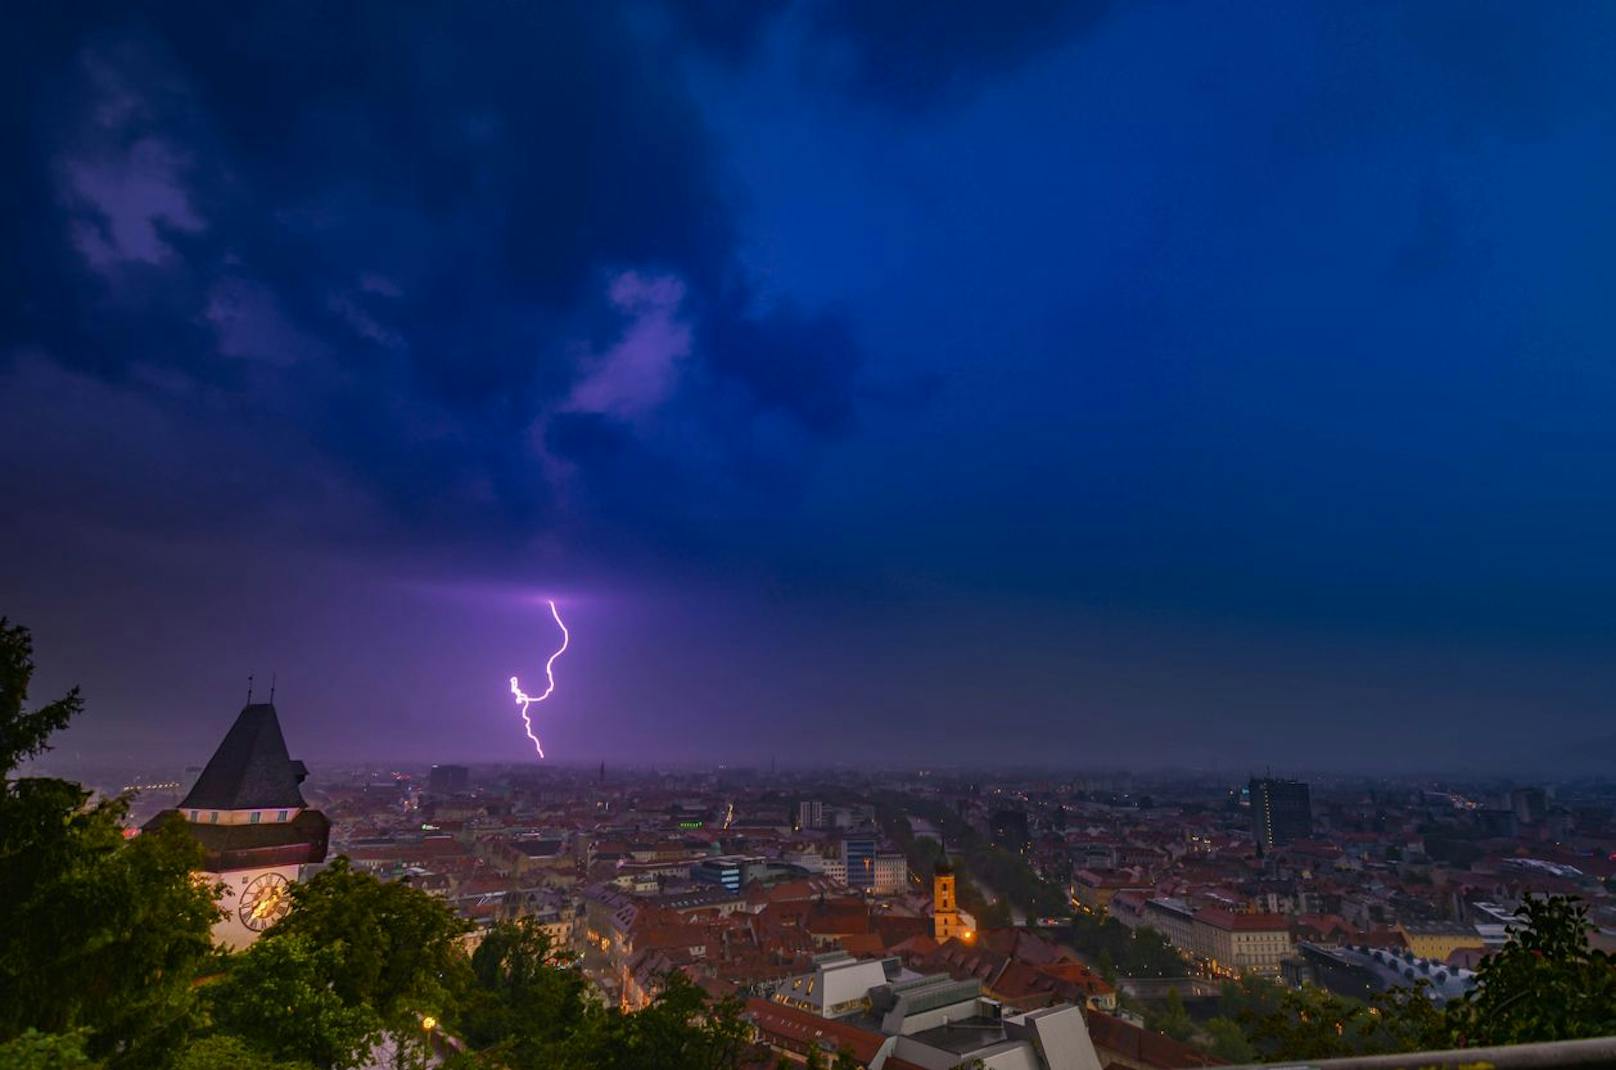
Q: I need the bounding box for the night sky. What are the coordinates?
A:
[7,3,1616,773]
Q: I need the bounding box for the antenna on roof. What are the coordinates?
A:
[246,673,254,704]
[269,673,277,703]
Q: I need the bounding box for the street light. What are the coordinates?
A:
[421,1015,437,1032]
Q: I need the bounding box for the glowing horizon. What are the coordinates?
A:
[509,599,569,759]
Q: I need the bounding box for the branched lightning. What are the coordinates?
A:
[510,599,569,759]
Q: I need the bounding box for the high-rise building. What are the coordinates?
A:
[842,836,877,890]
[796,799,824,830]
[1249,777,1311,849]
[871,853,909,894]
[428,763,470,794]
[1509,787,1547,825]
[146,702,330,948]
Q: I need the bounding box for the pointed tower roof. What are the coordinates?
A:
[180,703,309,811]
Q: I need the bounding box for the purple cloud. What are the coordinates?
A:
[565,272,691,422]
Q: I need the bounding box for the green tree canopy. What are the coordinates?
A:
[0,617,82,774]
[0,1030,99,1070]
[206,935,382,1069]
[458,920,588,1062]
[269,857,469,1028]
[1228,896,1616,1061]
[1203,1017,1255,1063]
[0,621,221,1069]
[1439,896,1616,1046]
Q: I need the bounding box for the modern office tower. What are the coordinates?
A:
[842,836,877,890]
[1249,776,1312,849]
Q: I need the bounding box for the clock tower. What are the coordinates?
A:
[933,859,964,941]
[145,701,330,948]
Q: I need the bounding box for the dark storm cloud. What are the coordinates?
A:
[10,2,1616,772]
[649,0,792,67]
[0,2,867,548]
[806,0,1111,109]
[1280,2,1616,152]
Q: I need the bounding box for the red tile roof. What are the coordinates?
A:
[1194,908,1289,932]
[745,998,887,1065]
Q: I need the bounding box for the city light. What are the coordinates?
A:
[509,599,570,759]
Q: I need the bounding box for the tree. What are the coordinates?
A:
[174,1035,317,1070]
[269,858,469,1031]
[1216,976,1282,1023]
[1434,896,1616,1046]
[0,618,81,773]
[1204,1017,1255,1063]
[206,935,382,1069]
[550,972,756,1070]
[1128,927,1189,978]
[0,620,222,1069]
[458,921,588,1066]
[0,1030,99,1070]
[1145,988,1194,1043]
[977,897,1013,929]
[1240,983,1383,1061]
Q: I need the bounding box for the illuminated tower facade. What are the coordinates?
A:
[933,860,963,940]
[144,702,329,948]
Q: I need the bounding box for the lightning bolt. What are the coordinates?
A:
[510,599,569,759]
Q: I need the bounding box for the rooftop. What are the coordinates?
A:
[179,703,309,812]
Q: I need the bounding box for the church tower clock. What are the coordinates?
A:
[144,700,330,948]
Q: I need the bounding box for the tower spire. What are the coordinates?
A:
[246,673,254,704]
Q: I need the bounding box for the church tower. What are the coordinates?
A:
[145,701,330,949]
[933,859,963,941]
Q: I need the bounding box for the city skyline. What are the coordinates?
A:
[8,4,1616,772]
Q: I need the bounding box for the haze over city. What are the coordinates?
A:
[7,3,1616,775]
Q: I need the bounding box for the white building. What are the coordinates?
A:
[769,959,1104,1070]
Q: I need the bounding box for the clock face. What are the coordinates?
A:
[239,872,292,931]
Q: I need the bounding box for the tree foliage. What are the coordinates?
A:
[0,617,82,773]
[1225,896,1616,1060]
[1143,988,1194,1042]
[1437,896,1616,1046]
[0,621,221,1069]
[207,935,382,1069]
[171,1036,316,1070]
[0,1030,100,1070]
[458,921,588,1061]
[270,857,469,1028]
[1065,914,1188,978]
[1203,1017,1254,1063]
